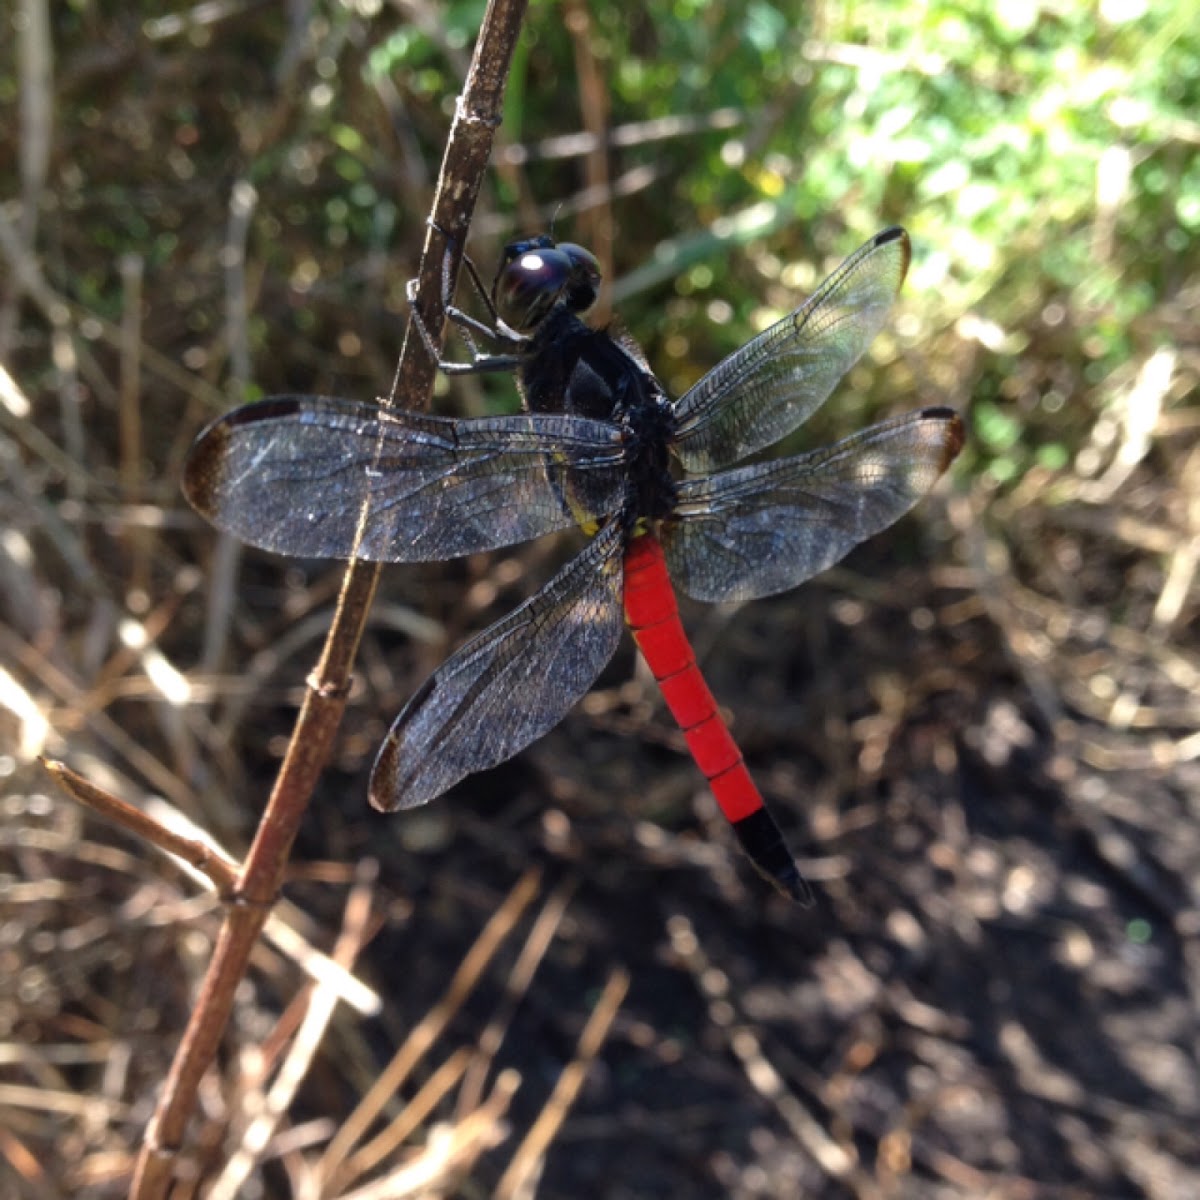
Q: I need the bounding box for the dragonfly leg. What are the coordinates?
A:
[407,225,528,377]
[446,304,507,347]
[406,279,525,377]
[437,350,525,376]
[422,216,500,324]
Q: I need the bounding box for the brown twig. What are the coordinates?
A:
[491,966,630,1200]
[118,250,148,602]
[334,1069,520,1200]
[128,3,530,1194]
[456,877,576,1116]
[317,869,541,1194]
[40,757,239,894]
[334,1047,474,1193]
[563,0,614,318]
[40,758,381,1017]
[206,860,378,1199]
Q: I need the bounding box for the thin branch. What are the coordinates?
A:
[205,861,378,1200]
[492,967,630,1200]
[41,757,238,894]
[128,3,531,1194]
[316,870,541,1194]
[41,759,381,1018]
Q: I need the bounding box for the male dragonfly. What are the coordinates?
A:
[183,226,965,903]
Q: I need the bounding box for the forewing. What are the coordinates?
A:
[182,395,627,561]
[672,228,911,472]
[663,408,964,602]
[371,521,626,809]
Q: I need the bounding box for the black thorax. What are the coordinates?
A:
[519,305,679,526]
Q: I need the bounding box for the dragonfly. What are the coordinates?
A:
[183,225,964,904]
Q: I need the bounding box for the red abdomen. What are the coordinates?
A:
[622,532,811,904]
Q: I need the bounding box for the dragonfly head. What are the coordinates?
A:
[493,236,601,332]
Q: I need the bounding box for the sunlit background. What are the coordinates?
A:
[2,1,1197,1196]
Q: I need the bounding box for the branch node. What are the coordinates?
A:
[308,672,352,700]
[456,97,504,129]
[224,887,280,912]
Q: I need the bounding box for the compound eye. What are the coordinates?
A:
[554,243,602,314]
[493,241,570,331]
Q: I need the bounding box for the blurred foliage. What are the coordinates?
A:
[3,0,1197,481]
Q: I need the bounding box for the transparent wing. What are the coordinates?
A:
[663,408,964,602]
[371,521,626,809]
[672,228,911,472]
[182,395,628,562]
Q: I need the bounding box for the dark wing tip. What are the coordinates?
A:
[369,674,440,812]
[182,398,336,516]
[194,395,312,445]
[368,735,401,812]
[182,396,315,515]
[875,224,910,252]
[870,225,911,291]
[921,406,967,474]
[180,416,233,516]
